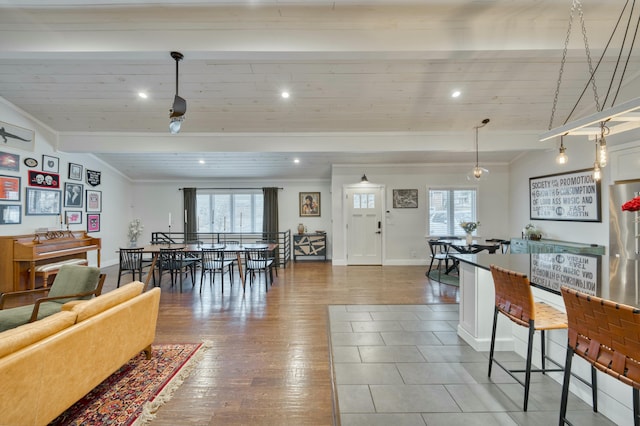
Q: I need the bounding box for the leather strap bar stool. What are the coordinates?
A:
[560,287,640,426]
[489,265,568,411]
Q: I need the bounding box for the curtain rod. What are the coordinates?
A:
[179,187,283,190]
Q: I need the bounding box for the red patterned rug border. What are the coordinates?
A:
[49,341,211,426]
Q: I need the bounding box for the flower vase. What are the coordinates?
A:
[129,238,138,247]
[297,223,305,235]
[465,233,473,245]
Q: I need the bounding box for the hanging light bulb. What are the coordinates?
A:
[556,135,568,165]
[593,162,602,181]
[598,123,608,167]
[593,140,602,181]
[467,118,490,181]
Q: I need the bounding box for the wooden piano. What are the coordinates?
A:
[0,230,101,293]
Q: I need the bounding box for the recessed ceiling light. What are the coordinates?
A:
[199,159,205,164]
[138,92,148,99]
[293,158,300,164]
[451,90,461,98]
[281,91,290,99]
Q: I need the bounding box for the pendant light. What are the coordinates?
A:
[169,51,186,134]
[556,135,568,165]
[598,123,609,167]
[593,140,602,181]
[468,118,490,181]
[360,174,368,183]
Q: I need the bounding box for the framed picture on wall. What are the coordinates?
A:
[28,170,59,188]
[0,120,35,152]
[392,189,418,208]
[0,175,20,201]
[68,163,83,180]
[85,189,102,212]
[87,213,100,232]
[65,210,82,225]
[299,192,320,217]
[0,204,21,224]
[42,155,59,173]
[25,187,61,215]
[0,151,19,172]
[64,182,83,207]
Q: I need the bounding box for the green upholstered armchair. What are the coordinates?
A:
[0,264,105,332]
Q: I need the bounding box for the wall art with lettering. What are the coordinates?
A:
[86,169,101,187]
[529,168,601,222]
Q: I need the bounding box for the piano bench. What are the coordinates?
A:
[32,258,89,288]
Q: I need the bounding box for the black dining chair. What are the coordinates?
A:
[200,248,234,293]
[426,239,452,282]
[222,240,240,275]
[117,247,142,288]
[255,240,278,277]
[157,248,197,292]
[244,248,274,292]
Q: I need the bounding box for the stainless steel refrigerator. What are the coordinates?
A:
[609,180,640,305]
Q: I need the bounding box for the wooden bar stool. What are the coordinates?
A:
[560,287,640,426]
[488,265,568,411]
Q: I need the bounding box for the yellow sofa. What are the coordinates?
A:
[0,281,161,426]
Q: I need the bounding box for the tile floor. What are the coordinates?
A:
[329,304,616,426]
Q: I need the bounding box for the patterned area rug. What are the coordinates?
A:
[49,342,210,426]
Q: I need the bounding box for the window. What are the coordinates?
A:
[196,190,263,233]
[428,188,477,236]
[353,193,376,209]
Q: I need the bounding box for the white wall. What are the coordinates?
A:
[331,163,511,265]
[0,99,133,268]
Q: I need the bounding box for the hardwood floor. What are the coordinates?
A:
[102,261,459,425]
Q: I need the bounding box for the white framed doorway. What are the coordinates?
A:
[344,183,385,265]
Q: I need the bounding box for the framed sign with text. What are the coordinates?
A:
[529,168,601,222]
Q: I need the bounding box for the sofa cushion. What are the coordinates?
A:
[0,311,76,358]
[48,264,101,304]
[67,281,144,323]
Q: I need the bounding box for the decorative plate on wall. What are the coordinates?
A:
[24,157,37,168]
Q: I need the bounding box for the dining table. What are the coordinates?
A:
[134,242,277,291]
[439,238,501,255]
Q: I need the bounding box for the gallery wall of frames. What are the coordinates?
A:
[0,121,102,232]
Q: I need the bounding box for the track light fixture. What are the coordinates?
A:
[169,51,186,134]
[468,118,490,181]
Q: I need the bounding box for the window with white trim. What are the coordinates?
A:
[428,188,477,237]
[196,190,263,233]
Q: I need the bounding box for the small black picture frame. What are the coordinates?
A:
[68,162,83,180]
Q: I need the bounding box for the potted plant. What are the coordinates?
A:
[525,223,542,240]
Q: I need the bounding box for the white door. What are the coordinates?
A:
[346,185,384,265]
